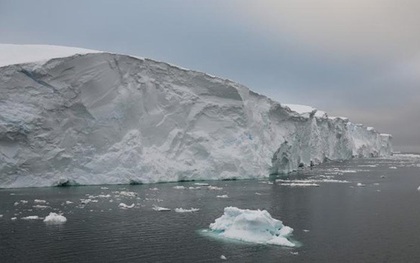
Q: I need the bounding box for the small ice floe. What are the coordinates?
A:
[80,199,92,205]
[11,217,17,221]
[290,252,299,255]
[255,192,262,195]
[119,203,135,209]
[43,212,67,224]
[374,183,380,186]
[216,195,229,198]
[13,202,19,206]
[303,229,310,232]
[20,200,28,204]
[389,166,397,169]
[194,183,209,186]
[220,255,227,260]
[119,191,137,197]
[149,187,159,191]
[189,186,201,190]
[33,205,49,209]
[152,205,171,211]
[174,208,200,213]
[0,215,3,218]
[380,175,386,178]
[98,194,111,198]
[65,201,73,204]
[173,186,186,190]
[22,216,41,220]
[208,186,223,190]
[417,186,420,191]
[208,207,296,247]
[100,187,109,190]
[357,183,366,187]
[280,183,320,187]
[358,164,378,168]
[34,199,47,204]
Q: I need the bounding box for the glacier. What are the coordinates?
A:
[0,44,392,188]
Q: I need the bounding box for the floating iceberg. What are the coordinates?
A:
[43,213,67,224]
[22,215,41,220]
[0,44,392,188]
[174,208,199,213]
[209,207,296,247]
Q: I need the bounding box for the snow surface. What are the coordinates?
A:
[0,44,393,188]
[209,207,295,247]
[0,44,101,68]
[43,212,67,224]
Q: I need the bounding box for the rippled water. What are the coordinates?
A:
[1,154,420,262]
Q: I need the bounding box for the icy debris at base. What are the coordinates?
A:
[220,255,227,260]
[115,191,137,197]
[217,195,229,198]
[43,212,67,224]
[209,207,296,247]
[152,205,171,211]
[22,215,41,220]
[280,183,320,187]
[119,203,135,209]
[100,187,109,190]
[0,45,392,188]
[194,183,210,186]
[34,199,47,204]
[149,187,159,191]
[173,186,186,190]
[174,208,200,213]
[276,179,349,184]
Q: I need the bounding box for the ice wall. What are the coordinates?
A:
[0,52,392,187]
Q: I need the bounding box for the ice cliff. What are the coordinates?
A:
[0,44,392,188]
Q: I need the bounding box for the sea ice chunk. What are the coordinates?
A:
[119,203,135,209]
[209,207,296,247]
[43,213,67,224]
[152,205,171,211]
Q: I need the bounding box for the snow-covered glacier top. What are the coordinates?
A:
[0,44,101,67]
[0,44,392,188]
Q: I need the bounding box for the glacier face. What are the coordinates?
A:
[0,51,392,188]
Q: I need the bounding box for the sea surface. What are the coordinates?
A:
[1,154,420,263]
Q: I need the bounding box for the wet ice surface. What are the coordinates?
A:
[1,154,420,262]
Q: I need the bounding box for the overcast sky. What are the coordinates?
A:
[1,0,419,152]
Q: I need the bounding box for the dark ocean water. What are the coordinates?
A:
[1,154,420,263]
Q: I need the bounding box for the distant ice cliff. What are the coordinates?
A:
[0,44,392,188]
